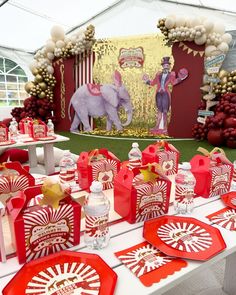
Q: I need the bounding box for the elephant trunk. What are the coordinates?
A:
[122,109,133,127]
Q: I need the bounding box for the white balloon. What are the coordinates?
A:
[213,23,225,35]
[195,34,207,45]
[190,17,201,27]
[165,17,175,29]
[196,31,202,37]
[29,61,38,71]
[50,25,65,41]
[64,37,71,44]
[217,42,229,53]
[56,40,65,48]
[47,52,54,60]
[222,33,232,44]
[203,20,214,33]
[176,30,181,37]
[45,40,56,52]
[185,17,192,27]
[71,35,77,44]
[205,45,217,57]
[175,16,185,27]
[47,65,54,74]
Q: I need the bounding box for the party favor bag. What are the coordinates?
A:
[114,164,171,224]
[7,180,81,264]
[190,147,233,198]
[77,148,120,191]
[142,141,179,175]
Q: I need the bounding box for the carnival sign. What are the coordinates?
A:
[118,47,144,68]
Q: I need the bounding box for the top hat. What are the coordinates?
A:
[161,56,171,65]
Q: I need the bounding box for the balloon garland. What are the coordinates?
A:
[12,25,95,123]
[157,15,236,147]
[157,16,232,55]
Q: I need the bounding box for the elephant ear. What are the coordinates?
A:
[112,70,122,87]
[100,85,119,108]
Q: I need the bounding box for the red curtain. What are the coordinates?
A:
[168,42,205,138]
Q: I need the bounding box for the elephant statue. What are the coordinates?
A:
[68,70,133,132]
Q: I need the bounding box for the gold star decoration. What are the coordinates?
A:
[139,164,159,182]
[40,179,66,209]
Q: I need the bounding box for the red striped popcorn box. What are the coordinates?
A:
[142,141,180,175]
[6,185,81,264]
[190,151,233,198]
[114,164,171,224]
[77,148,120,191]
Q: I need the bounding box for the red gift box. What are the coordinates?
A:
[114,164,171,224]
[0,123,8,142]
[77,148,120,191]
[190,151,233,198]
[0,162,35,205]
[7,185,81,264]
[142,141,180,175]
[19,117,33,135]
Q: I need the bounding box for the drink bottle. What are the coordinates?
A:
[9,121,18,140]
[47,119,54,136]
[128,142,142,169]
[174,162,196,214]
[59,150,76,187]
[84,181,110,249]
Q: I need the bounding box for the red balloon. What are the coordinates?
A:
[207,128,224,146]
[1,118,12,127]
[215,112,227,120]
[224,117,236,128]
[226,139,236,149]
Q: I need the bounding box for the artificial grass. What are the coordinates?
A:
[55,131,236,163]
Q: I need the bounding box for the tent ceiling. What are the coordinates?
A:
[0,0,236,53]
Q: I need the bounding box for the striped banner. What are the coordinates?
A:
[76,50,95,130]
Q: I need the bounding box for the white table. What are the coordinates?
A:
[0,192,236,294]
[0,135,69,175]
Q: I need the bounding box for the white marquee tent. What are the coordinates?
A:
[0,0,236,117]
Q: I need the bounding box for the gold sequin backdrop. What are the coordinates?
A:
[92,34,172,130]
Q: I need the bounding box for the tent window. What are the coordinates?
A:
[0,56,29,106]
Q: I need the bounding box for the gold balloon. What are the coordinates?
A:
[32,68,39,76]
[35,74,43,83]
[39,82,47,91]
[222,77,228,84]
[232,85,236,91]
[24,81,35,93]
[38,91,46,98]
[227,87,232,92]
[233,76,236,82]
[219,69,229,79]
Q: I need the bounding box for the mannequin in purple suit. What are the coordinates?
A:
[143,57,188,135]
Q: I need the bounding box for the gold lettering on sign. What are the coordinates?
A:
[60,64,66,119]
